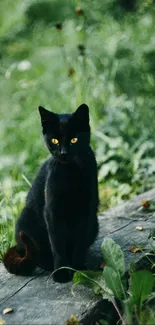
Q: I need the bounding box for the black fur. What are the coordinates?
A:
[3,104,99,282]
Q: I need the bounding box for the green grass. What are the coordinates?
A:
[1,0,155,254]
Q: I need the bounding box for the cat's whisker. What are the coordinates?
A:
[74,156,83,171]
[52,158,58,169]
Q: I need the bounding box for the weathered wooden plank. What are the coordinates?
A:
[0,265,96,325]
[0,266,43,304]
[100,188,155,219]
[87,216,155,270]
[0,188,155,325]
[87,188,155,269]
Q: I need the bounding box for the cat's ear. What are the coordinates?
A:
[74,103,89,125]
[38,106,56,122]
[38,106,58,133]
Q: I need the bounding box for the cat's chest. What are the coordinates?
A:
[47,164,89,195]
[45,164,92,220]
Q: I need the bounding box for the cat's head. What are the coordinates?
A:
[38,104,90,163]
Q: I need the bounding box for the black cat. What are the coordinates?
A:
[3,104,99,282]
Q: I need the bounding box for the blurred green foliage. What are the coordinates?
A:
[0,0,155,252]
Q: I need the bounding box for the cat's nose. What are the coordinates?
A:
[60,148,68,156]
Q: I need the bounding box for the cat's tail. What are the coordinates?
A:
[3,232,38,275]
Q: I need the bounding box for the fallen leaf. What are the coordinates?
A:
[141,200,150,208]
[0,319,5,325]
[64,314,80,325]
[136,226,143,231]
[129,246,145,253]
[3,308,13,315]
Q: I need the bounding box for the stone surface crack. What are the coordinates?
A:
[97,220,134,239]
[0,271,45,305]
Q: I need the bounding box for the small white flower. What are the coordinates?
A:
[17,60,31,71]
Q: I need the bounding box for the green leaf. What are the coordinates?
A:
[73,270,104,295]
[130,270,154,308]
[101,238,125,277]
[146,310,155,325]
[103,266,124,300]
[100,280,114,301]
[73,270,113,300]
[73,270,100,285]
[101,238,126,300]
[123,297,134,325]
[139,307,155,325]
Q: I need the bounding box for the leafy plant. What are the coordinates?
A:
[72,238,155,325]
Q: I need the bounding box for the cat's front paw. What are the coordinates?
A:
[53,268,73,283]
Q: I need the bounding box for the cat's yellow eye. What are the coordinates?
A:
[71,137,78,144]
[51,138,59,145]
